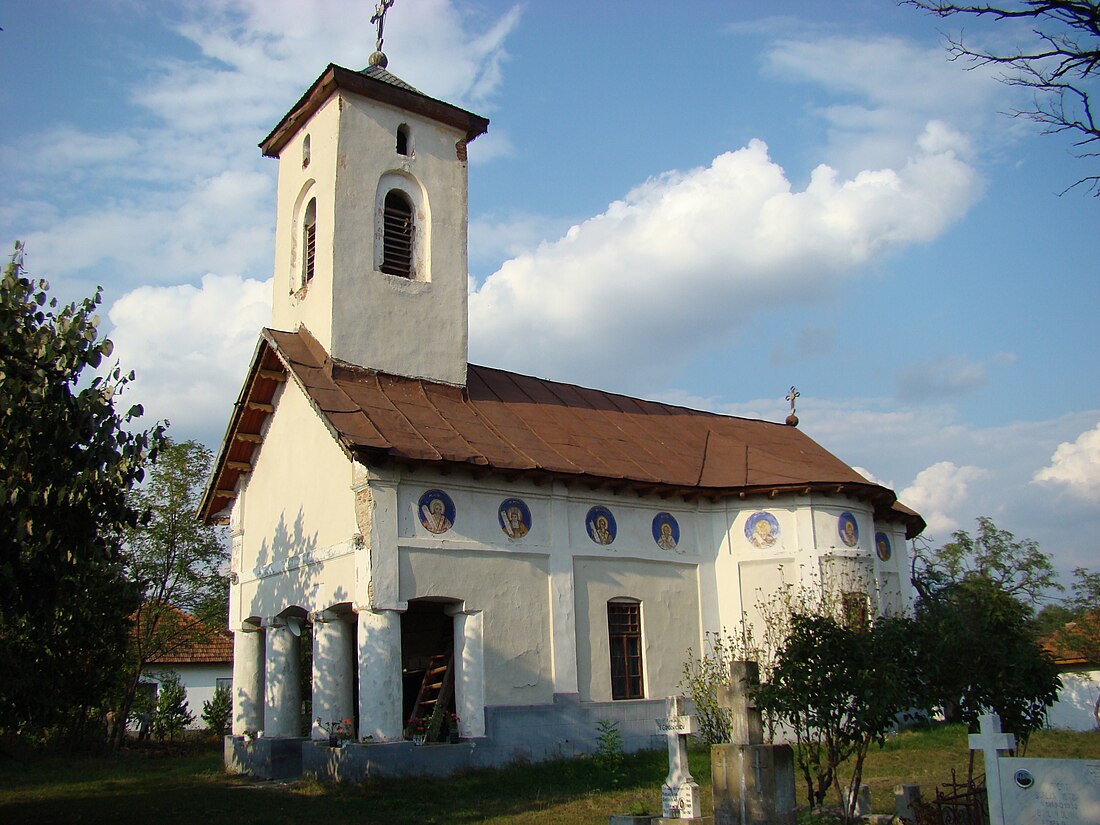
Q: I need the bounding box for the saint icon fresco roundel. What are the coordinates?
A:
[586,506,616,546]
[418,489,455,535]
[745,512,779,548]
[652,512,680,552]
[498,498,532,540]
[838,512,859,547]
[875,531,892,562]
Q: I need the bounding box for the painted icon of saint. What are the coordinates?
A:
[875,531,892,562]
[586,506,616,545]
[838,512,859,548]
[745,512,779,548]
[652,513,680,551]
[418,489,455,534]
[498,498,531,540]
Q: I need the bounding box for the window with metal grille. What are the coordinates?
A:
[381,190,414,278]
[841,591,869,631]
[302,197,317,286]
[608,600,644,700]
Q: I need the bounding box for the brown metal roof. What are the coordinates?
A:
[202,328,925,538]
[260,63,490,158]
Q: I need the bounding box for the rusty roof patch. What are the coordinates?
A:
[202,328,925,538]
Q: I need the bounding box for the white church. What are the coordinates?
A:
[201,43,924,780]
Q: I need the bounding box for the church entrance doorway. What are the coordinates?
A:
[401,599,457,741]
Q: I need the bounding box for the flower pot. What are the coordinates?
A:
[412,734,426,746]
[328,733,338,747]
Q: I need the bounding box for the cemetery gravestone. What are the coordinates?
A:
[971,713,1100,825]
[657,695,702,820]
[710,661,795,825]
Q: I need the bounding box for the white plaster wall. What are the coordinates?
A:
[398,547,552,706]
[233,378,359,623]
[1047,668,1100,731]
[329,95,470,384]
[574,557,700,703]
[142,664,232,730]
[270,96,340,348]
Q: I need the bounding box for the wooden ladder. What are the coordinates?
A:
[410,650,454,738]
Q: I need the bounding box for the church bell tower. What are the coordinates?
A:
[259,23,489,387]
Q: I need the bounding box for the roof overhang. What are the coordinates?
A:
[260,63,490,158]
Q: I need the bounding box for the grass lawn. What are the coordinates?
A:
[1,726,1097,824]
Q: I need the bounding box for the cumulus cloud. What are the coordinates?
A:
[106,274,272,444]
[470,132,979,384]
[2,0,520,296]
[1033,423,1100,501]
[900,461,989,536]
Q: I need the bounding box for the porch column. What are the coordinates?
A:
[357,607,403,742]
[231,624,264,735]
[311,610,356,740]
[263,617,302,738]
[449,605,485,738]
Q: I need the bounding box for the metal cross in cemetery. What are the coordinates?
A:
[657,695,702,820]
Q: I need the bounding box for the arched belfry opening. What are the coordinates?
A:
[380,190,414,278]
[301,197,317,287]
[401,599,457,741]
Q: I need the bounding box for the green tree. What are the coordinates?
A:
[679,630,738,745]
[912,518,1062,749]
[754,612,921,822]
[906,0,1100,194]
[202,683,232,737]
[114,439,228,748]
[0,242,164,739]
[152,671,193,740]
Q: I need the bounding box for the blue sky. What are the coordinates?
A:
[1,1,1096,582]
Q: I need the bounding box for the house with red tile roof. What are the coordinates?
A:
[1043,616,1100,731]
[201,46,924,780]
[135,608,232,730]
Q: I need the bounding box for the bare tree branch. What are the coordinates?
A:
[905,0,1100,194]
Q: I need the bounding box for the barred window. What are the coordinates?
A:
[380,190,413,278]
[302,197,317,286]
[608,600,643,700]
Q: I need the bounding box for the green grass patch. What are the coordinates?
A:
[2,728,1096,823]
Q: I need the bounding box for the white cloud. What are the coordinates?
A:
[1033,423,1100,501]
[765,36,1005,175]
[2,0,520,296]
[900,461,989,536]
[469,134,978,385]
[106,274,272,444]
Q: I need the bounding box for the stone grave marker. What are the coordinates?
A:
[971,713,1100,825]
[711,661,795,825]
[657,695,702,820]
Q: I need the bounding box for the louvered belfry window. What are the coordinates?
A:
[381,190,414,278]
[608,600,644,700]
[302,197,317,286]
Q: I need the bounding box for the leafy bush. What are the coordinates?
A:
[202,684,231,737]
[152,672,193,740]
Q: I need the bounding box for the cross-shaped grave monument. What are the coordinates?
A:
[711,661,795,825]
[657,695,702,820]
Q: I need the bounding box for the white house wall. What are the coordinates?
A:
[1047,668,1100,731]
[233,377,360,624]
[142,663,232,730]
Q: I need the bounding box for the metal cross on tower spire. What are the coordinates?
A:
[370,0,396,67]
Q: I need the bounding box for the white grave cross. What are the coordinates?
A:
[658,695,701,819]
[969,713,1016,825]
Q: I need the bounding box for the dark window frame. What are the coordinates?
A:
[608,600,644,700]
